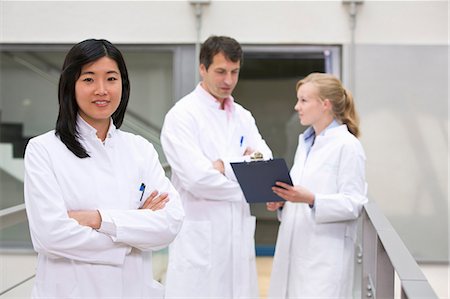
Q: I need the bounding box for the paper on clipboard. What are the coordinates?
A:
[230,158,293,203]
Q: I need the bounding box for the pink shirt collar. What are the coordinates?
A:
[195,83,235,119]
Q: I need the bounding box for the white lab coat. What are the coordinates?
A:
[268,125,368,299]
[24,116,184,299]
[161,84,272,298]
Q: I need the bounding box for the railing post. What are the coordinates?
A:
[362,209,377,298]
[375,238,394,298]
[401,288,408,299]
[363,206,404,298]
[362,201,438,299]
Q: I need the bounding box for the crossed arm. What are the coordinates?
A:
[68,191,169,229]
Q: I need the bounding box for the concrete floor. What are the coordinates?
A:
[256,258,450,299]
[256,257,273,298]
[0,254,448,298]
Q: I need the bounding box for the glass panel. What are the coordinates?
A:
[0,46,174,253]
[0,221,32,250]
[124,52,173,130]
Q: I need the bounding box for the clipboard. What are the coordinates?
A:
[231,158,293,203]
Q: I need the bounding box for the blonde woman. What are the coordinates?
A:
[267,73,368,298]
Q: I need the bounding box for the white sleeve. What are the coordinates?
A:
[24,139,129,265]
[243,110,273,160]
[97,143,184,251]
[161,108,245,202]
[314,142,368,224]
[223,111,273,181]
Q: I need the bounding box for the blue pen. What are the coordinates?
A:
[240,136,244,147]
[139,183,146,201]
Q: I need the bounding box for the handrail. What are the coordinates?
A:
[1,202,439,297]
[361,201,438,298]
[125,110,162,136]
[121,110,169,171]
[122,116,161,144]
[2,52,58,85]
[0,204,27,230]
[0,274,35,296]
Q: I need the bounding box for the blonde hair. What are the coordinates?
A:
[296,73,360,138]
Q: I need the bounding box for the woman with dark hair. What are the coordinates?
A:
[267,73,368,298]
[24,39,184,298]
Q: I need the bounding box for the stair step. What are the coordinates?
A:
[12,139,30,158]
[0,123,24,141]
[0,123,32,158]
[0,143,24,182]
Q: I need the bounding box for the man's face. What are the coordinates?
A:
[200,52,240,100]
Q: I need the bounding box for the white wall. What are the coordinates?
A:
[0,1,447,45]
[356,44,448,261]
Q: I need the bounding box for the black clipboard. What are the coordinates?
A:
[230,158,292,203]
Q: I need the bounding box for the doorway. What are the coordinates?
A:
[233,45,341,255]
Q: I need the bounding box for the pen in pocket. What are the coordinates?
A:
[240,136,244,147]
[139,183,146,201]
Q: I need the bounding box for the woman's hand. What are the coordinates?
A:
[272,181,315,205]
[68,210,101,229]
[140,190,169,211]
[266,201,284,211]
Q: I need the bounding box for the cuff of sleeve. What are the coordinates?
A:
[223,159,238,182]
[223,154,253,182]
[97,210,117,237]
[276,207,283,222]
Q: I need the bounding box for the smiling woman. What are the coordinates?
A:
[23,39,184,299]
[75,57,122,141]
[56,39,131,159]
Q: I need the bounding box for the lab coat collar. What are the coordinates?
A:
[76,114,116,141]
[317,123,349,139]
[303,119,340,142]
[195,83,236,113]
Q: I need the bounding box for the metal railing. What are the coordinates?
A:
[0,200,440,298]
[0,204,35,297]
[0,107,440,297]
[0,204,26,231]
[361,201,438,298]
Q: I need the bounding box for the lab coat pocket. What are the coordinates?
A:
[172,220,211,268]
[34,258,78,298]
[244,216,257,260]
[132,190,144,209]
[143,280,164,298]
[34,280,77,298]
[131,183,154,209]
[308,223,345,278]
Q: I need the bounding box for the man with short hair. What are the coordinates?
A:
[161,35,272,298]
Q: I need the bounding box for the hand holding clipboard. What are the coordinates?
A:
[271,181,315,206]
[230,154,293,203]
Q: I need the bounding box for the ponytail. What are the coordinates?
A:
[341,88,360,138]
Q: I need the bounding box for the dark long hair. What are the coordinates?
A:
[56,39,130,158]
[199,36,243,70]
